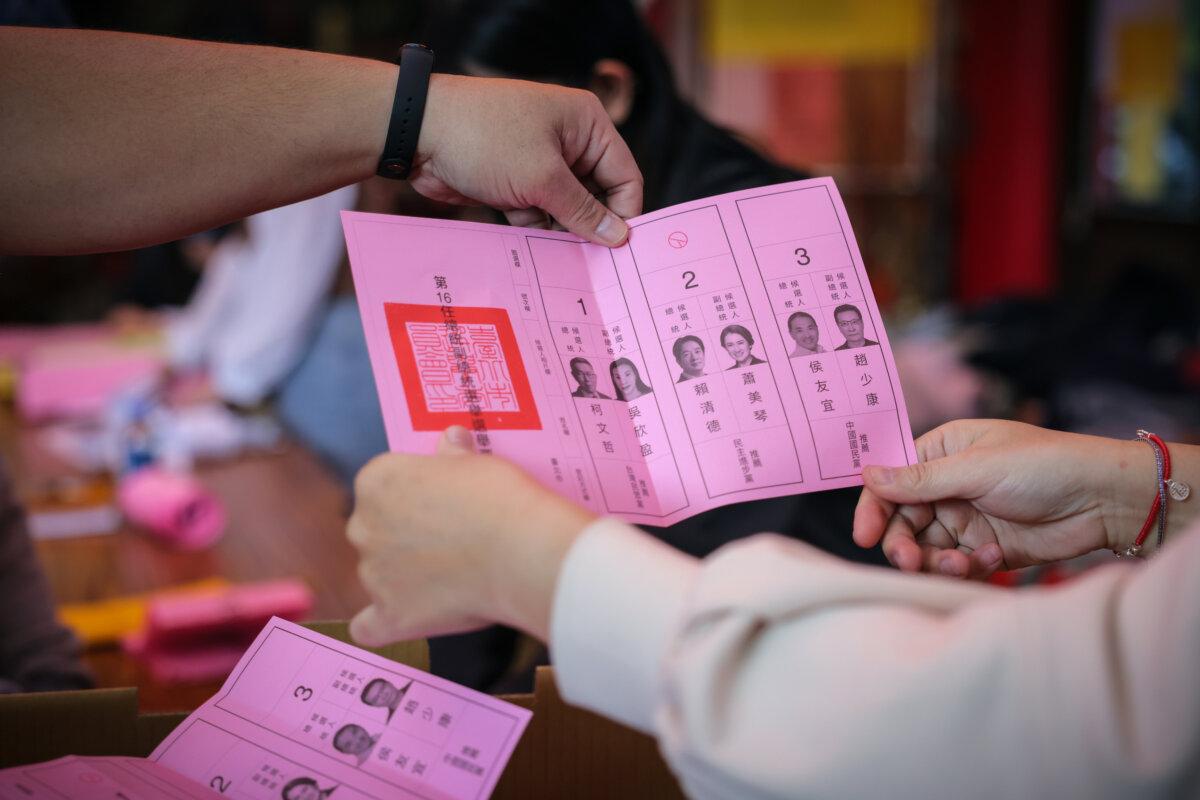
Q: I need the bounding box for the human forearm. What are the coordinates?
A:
[206,186,356,403]
[555,524,1200,799]
[1,27,640,256]
[487,487,594,642]
[347,427,595,647]
[1103,438,1200,556]
[0,27,393,255]
[549,518,699,733]
[856,420,1199,575]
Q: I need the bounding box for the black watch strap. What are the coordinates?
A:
[376,43,434,180]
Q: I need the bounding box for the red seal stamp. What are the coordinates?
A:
[384,303,541,431]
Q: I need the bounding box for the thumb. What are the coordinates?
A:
[538,165,629,247]
[437,425,476,455]
[862,457,977,505]
[349,604,399,648]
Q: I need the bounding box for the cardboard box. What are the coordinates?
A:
[0,622,685,799]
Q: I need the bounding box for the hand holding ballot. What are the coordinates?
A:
[0,28,640,255]
[349,428,595,645]
[412,75,641,245]
[854,419,1200,577]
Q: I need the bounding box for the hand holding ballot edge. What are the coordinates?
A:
[412,75,641,246]
[854,419,1198,578]
[349,427,595,646]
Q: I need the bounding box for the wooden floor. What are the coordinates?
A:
[1,407,367,712]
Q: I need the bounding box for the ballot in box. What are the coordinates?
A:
[0,621,684,800]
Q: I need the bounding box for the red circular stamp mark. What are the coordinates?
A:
[667,231,688,249]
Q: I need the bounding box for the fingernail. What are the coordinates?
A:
[865,466,894,485]
[979,544,1003,566]
[442,425,474,452]
[939,557,961,577]
[595,213,627,246]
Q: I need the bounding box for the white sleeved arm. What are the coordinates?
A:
[164,233,246,370]
[550,517,1200,800]
[205,185,358,405]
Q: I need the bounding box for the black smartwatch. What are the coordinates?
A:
[376,43,434,180]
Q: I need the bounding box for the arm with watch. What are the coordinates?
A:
[0,27,641,256]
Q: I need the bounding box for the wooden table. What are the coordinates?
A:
[1,406,367,712]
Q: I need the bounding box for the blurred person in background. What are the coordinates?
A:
[439,0,799,211]
[0,467,93,694]
[158,187,358,410]
[106,181,393,477]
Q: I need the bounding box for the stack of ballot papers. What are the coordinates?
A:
[0,618,531,799]
[342,177,918,528]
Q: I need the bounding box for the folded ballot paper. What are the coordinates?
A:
[343,178,918,526]
[0,617,531,799]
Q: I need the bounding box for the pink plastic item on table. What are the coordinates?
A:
[117,467,226,549]
[0,323,110,363]
[17,341,164,421]
[122,631,250,684]
[121,580,314,684]
[142,579,314,649]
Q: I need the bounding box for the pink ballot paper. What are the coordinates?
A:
[149,617,531,800]
[344,178,918,526]
[0,620,528,800]
[0,756,220,799]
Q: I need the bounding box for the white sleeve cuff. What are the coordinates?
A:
[549,517,700,734]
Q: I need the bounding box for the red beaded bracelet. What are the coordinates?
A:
[1117,430,1190,558]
